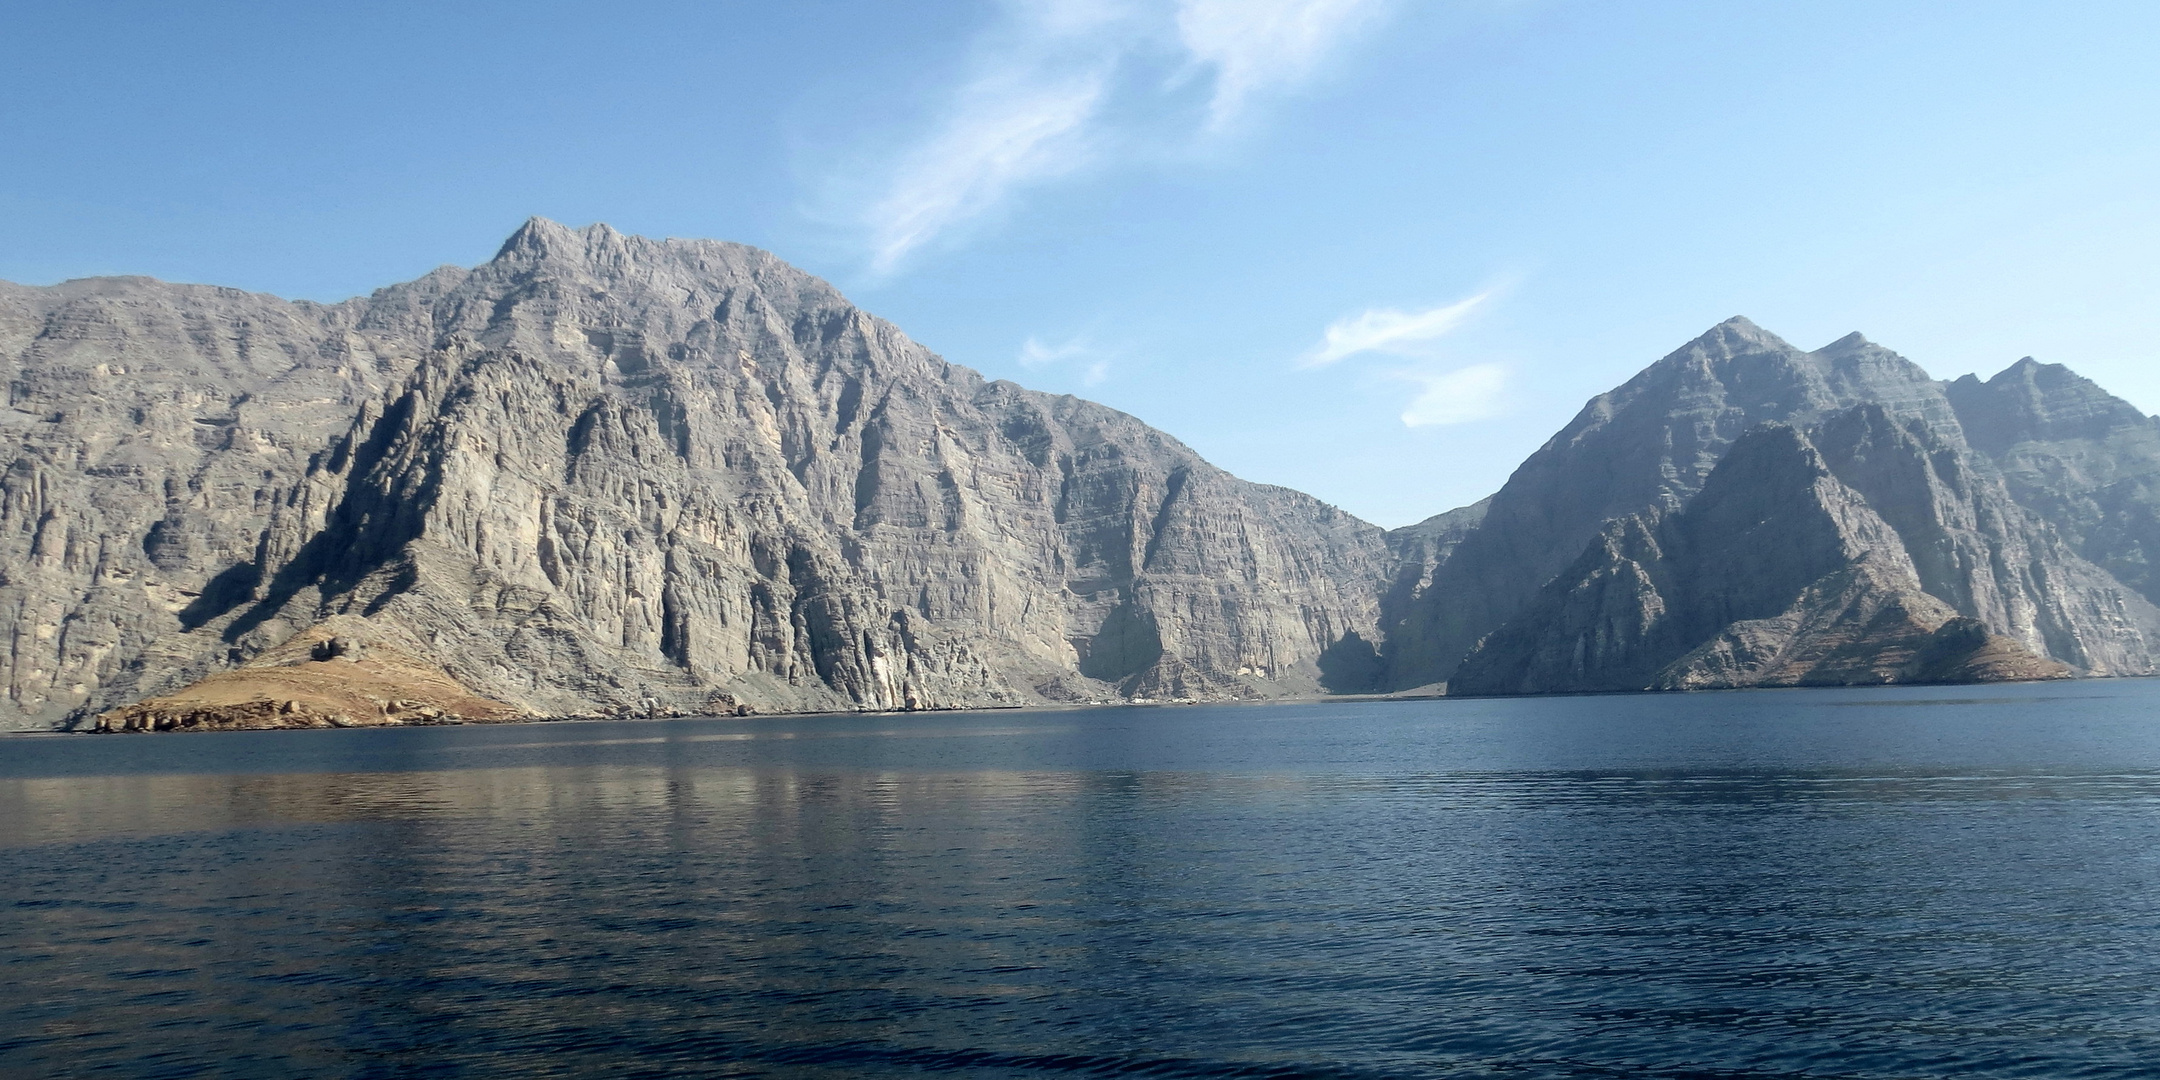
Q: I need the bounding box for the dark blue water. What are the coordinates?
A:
[7,681,2160,1079]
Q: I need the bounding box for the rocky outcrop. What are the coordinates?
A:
[1384,320,2160,690]
[1805,402,2159,674]
[1451,423,2072,694]
[89,618,522,732]
[0,220,1392,729]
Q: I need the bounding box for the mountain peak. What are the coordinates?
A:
[495,216,578,259]
[1819,331,1873,353]
[1993,356,2049,380]
[1651,316,1800,370]
[1697,315,1794,354]
[491,217,629,264]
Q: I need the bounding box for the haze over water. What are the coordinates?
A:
[8,683,2160,1078]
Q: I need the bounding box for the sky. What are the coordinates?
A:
[5,1,2157,527]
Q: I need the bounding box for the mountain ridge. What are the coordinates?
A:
[4,220,2155,730]
[0,219,1393,728]
[1377,316,2160,692]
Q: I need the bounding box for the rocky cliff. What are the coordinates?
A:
[1449,421,2074,694]
[0,219,1393,729]
[9,228,2158,728]
[1382,319,2160,691]
[1946,358,2160,605]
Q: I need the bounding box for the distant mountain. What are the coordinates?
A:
[1946,359,2160,604]
[0,220,1390,729]
[5,225,2157,731]
[1384,319,2160,694]
[1449,418,2073,694]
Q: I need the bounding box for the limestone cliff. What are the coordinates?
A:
[0,220,1392,729]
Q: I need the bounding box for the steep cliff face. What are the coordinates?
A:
[1380,320,1964,689]
[1805,403,2159,673]
[1309,497,1490,694]
[1946,359,2160,605]
[1451,423,2072,694]
[0,220,1392,729]
[1384,319,2160,688]
[0,273,445,728]
[11,231,2158,727]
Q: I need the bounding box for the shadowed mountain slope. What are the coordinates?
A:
[1449,420,2078,695]
[1381,319,2160,690]
[1947,359,2160,605]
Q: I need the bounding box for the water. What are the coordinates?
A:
[7,681,2160,1078]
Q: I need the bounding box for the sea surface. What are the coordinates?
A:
[7,681,2160,1079]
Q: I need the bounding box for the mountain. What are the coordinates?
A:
[1946,359,2160,605]
[7,224,2157,731]
[0,220,1392,730]
[1449,419,2074,694]
[1382,319,2160,692]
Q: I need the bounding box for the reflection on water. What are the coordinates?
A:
[6,681,2160,1078]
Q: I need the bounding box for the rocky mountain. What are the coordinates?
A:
[1449,420,2073,694]
[1946,359,2160,604]
[7,224,2157,730]
[0,219,1392,730]
[1381,318,2160,693]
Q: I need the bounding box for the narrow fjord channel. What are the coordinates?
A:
[8,683,2160,1078]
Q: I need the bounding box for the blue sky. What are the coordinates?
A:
[6,1,2156,526]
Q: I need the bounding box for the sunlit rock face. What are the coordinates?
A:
[0,219,1393,729]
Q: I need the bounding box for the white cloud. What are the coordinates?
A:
[1019,335,1093,366]
[1175,0,1388,131]
[1302,292,1490,367]
[868,69,1111,276]
[1017,334,1112,384]
[1399,363,1508,427]
[860,0,1388,274]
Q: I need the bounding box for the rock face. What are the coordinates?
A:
[1383,319,2160,692]
[1450,422,2073,694]
[0,220,1392,729]
[7,228,2157,729]
[1946,359,2160,605]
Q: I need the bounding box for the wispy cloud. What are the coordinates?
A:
[861,0,1389,274]
[1018,334,1112,384]
[1175,0,1389,131]
[1301,292,1490,367]
[1019,335,1093,366]
[1398,363,1508,426]
[865,1,1118,277]
[1301,285,1515,426]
